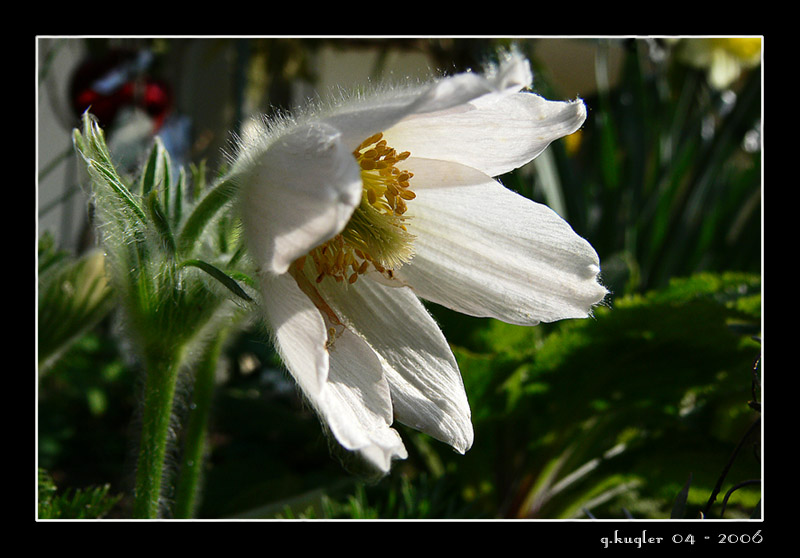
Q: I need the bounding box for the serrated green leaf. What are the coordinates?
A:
[73,113,146,223]
[38,469,121,519]
[458,271,761,519]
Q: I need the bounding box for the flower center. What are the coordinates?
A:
[300,132,416,285]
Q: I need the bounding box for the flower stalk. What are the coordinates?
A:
[133,348,184,518]
[173,329,227,518]
[73,111,251,518]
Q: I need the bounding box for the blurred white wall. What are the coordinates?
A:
[38,39,89,252]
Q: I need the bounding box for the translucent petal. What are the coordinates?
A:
[262,272,407,472]
[239,122,363,275]
[323,327,408,472]
[384,93,586,178]
[318,277,474,453]
[319,50,533,154]
[397,159,607,325]
[259,271,329,395]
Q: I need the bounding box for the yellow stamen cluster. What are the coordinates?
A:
[354,132,416,217]
[301,132,417,285]
[298,237,377,286]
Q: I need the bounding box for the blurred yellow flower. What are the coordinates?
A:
[563,129,583,156]
[677,37,762,90]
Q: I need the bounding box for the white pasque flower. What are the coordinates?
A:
[233,51,607,473]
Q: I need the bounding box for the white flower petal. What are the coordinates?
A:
[259,271,329,395]
[240,50,608,473]
[323,327,408,472]
[319,278,473,453]
[238,121,363,275]
[262,272,406,473]
[319,50,533,155]
[397,159,607,325]
[408,49,532,114]
[384,93,586,178]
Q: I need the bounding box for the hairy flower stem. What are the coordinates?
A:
[174,330,227,518]
[133,350,183,519]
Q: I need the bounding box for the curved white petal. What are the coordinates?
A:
[259,271,329,395]
[240,50,607,474]
[397,159,607,326]
[238,121,363,275]
[319,50,533,154]
[237,51,539,276]
[261,271,407,473]
[319,277,474,453]
[323,327,408,472]
[384,93,586,178]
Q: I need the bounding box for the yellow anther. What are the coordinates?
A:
[358,132,384,151]
[307,131,417,285]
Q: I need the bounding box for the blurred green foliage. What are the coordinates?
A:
[450,272,761,519]
[37,37,761,520]
[38,233,115,373]
[38,468,121,519]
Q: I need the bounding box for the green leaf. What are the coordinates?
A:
[181,259,253,302]
[146,190,177,256]
[457,272,761,519]
[670,473,693,519]
[173,167,186,226]
[140,137,163,197]
[38,469,121,519]
[140,137,176,223]
[73,114,146,223]
[177,177,239,256]
[37,242,115,372]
